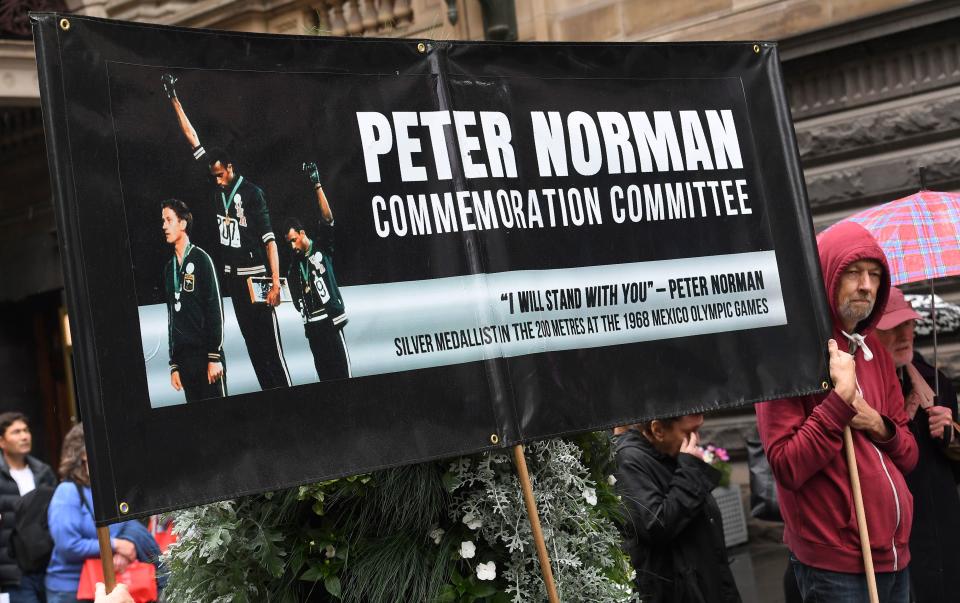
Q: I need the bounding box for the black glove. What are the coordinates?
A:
[161,74,178,99]
[303,162,321,187]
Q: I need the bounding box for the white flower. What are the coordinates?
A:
[459,540,476,559]
[607,475,617,486]
[428,527,445,545]
[476,560,497,581]
[323,544,336,558]
[462,512,482,530]
[582,487,597,506]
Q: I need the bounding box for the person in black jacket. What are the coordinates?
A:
[614,414,741,603]
[162,199,227,402]
[0,412,56,603]
[874,287,960,603]
[282,162,350,381]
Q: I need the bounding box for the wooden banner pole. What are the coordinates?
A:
[96,525,117,593]
[512,444,560,603]
[843,426,879,603]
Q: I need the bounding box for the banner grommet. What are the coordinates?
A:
[417,42,426,53]
[490,434,500,445]
[119,502,130,514]
[821,381,829,390]
[59,18,70,31]
[753,44,760,54]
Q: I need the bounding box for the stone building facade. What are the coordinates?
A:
[1,0,958,458]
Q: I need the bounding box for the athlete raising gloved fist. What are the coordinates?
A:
[303,162,322,187]
[160,74,291,392]
[161,73,177,99]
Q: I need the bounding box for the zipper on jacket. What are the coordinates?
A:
[870,442,901,571]
[851,370,903,573]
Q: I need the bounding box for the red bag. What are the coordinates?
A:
[76,558,158,602]
[153,528,176,553]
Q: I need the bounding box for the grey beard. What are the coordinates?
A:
[838,300,874,327]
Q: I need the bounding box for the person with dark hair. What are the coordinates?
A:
[162,74,290,391]
[0,412,56,603]
[161,199,226,401]
[874,287,960,603]
[282,162,350,381]
[613,414,741,603]
[45,424,150,603]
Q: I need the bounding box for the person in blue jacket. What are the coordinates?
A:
[44,424,155,603]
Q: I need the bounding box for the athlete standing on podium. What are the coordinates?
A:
[283,162,350,381]
[161,73,290,391]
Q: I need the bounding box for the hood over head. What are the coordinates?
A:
[816,221,891,336]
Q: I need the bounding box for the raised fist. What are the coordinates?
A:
[303,162,321,187]
[161,74,178,99]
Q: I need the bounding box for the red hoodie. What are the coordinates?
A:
[755,222,918,573]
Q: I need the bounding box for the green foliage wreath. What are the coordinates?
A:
[163,433,636,602]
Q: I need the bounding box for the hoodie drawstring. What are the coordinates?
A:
[841,330,874,362]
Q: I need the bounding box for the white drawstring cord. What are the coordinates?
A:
[841,330,874,362]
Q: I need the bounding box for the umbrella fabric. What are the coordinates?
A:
[842,191,960,286]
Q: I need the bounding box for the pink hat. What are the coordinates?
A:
[877,287,921,331]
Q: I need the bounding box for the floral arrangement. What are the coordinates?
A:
[162,434,637,602]
[701,443,732,488]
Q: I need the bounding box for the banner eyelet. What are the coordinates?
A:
[417,42,426,53]
[753,44,760,54]
[490,433,500,445]
[119,501,130,514]
[821,381,830,390]
[59,18,70,31]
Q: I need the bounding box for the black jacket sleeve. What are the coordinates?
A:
[937,369,960,483]
[315,218,335,255]
[199,250,224,361]
[617,450,721,545]
[164,261,177,373]
[248,185,275,246]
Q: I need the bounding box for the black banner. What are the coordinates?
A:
[33,14,831,524]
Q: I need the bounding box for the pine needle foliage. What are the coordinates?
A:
[341,531,453,603]
[330,463,454,602]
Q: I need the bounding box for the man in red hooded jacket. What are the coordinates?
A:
[756,222,918,602]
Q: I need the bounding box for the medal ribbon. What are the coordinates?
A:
[219,175,245,215]
[299,242,314,290]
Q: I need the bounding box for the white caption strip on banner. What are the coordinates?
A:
[347,250,786,375]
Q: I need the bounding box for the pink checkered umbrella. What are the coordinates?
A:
[837,190,960,398]
[843,190,960,286]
